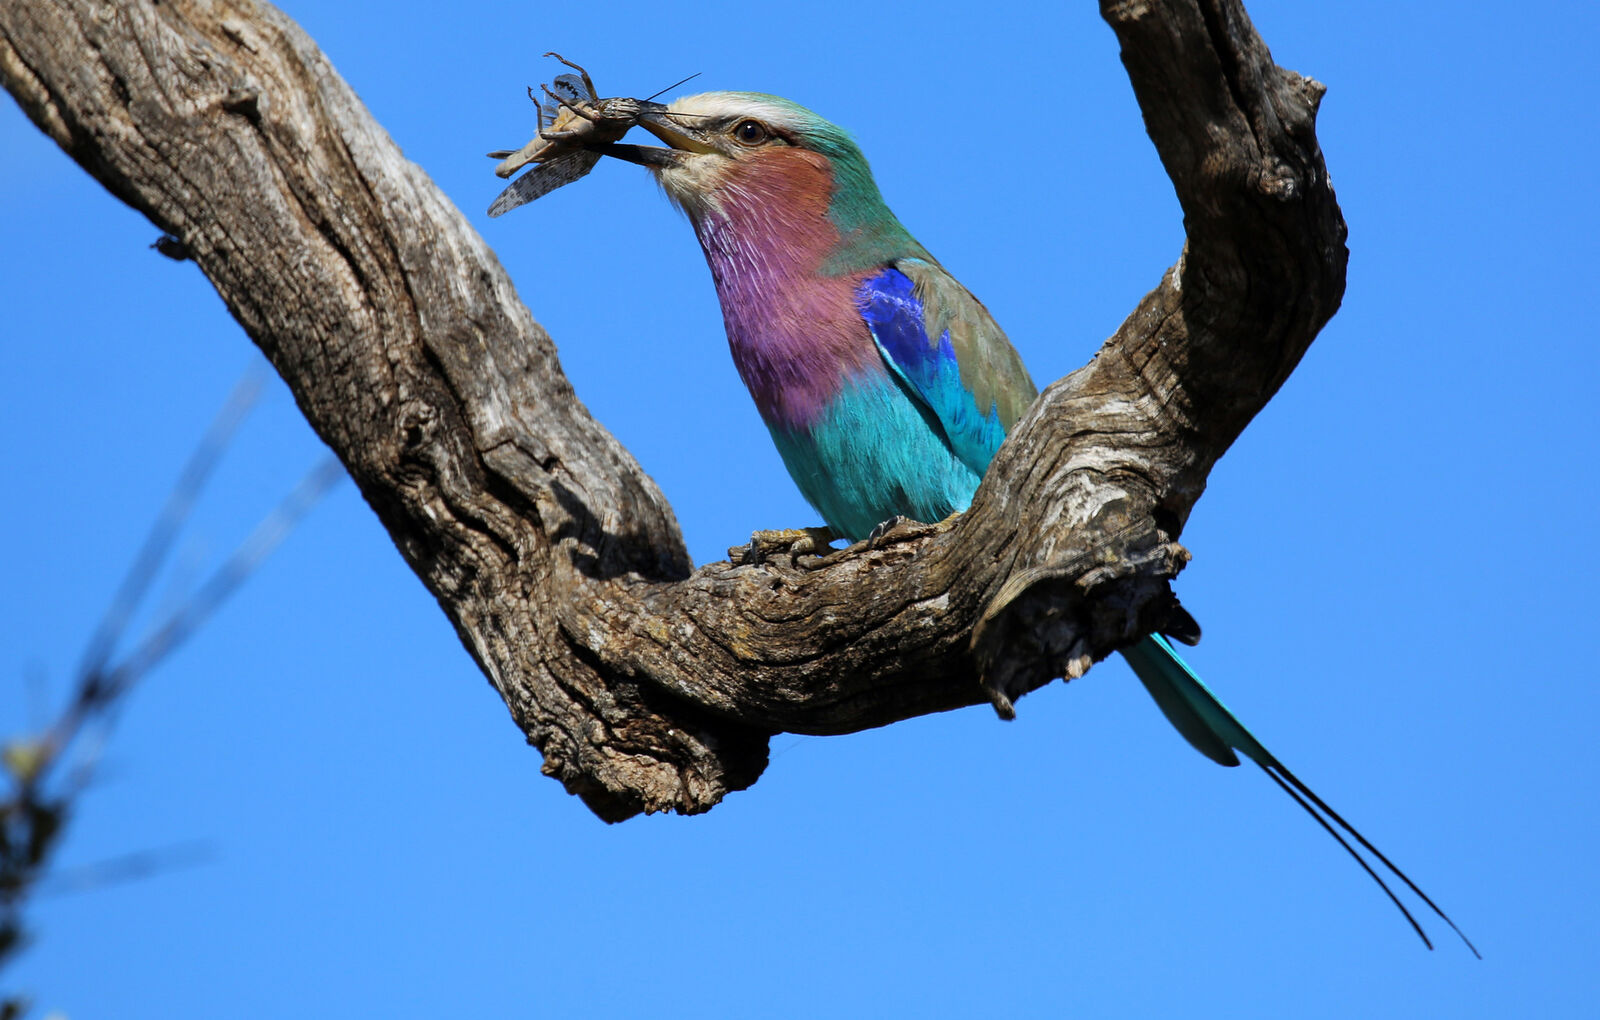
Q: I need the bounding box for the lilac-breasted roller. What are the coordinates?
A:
[601,92,1472,952]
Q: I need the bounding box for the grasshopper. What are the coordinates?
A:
[486,54,658,217]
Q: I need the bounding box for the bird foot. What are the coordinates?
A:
[866,514,950,549]
[731,527,838,567]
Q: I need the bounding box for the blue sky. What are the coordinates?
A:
[2,1,1596,1016]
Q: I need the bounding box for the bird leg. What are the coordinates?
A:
[731,527,838,567]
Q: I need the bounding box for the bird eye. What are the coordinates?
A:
[733,120,769,145]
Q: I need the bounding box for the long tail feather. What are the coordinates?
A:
[1258,750,1482,958]
[1257,762,1434,950]
[1120,634,1479,956]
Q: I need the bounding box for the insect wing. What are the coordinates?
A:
[542,72,593,125]
[486,151,602,217]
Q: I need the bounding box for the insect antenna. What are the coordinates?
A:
[644,71,702,103]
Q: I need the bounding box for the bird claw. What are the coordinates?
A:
[866,515,910,548]
[731,527,837,567]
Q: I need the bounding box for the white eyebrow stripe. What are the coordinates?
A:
[666,93,811,133]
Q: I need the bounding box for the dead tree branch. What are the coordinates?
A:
[0,0,1345,821]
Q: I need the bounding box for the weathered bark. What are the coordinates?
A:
[0,0,1345,821]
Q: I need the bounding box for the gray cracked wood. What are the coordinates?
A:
[0,0,1345,821]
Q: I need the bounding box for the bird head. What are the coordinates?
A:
[608,92,921,271]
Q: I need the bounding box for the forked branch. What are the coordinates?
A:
[0,0,1344,820]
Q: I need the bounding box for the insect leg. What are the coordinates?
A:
[543,51,599,102]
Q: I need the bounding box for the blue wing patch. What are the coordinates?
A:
[856,267,1010,477]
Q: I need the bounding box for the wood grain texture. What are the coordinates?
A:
[0,0,1345,821]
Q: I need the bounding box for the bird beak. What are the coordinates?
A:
[636,109,722,154]
[598,142,682,168]
[601,106,721,168]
